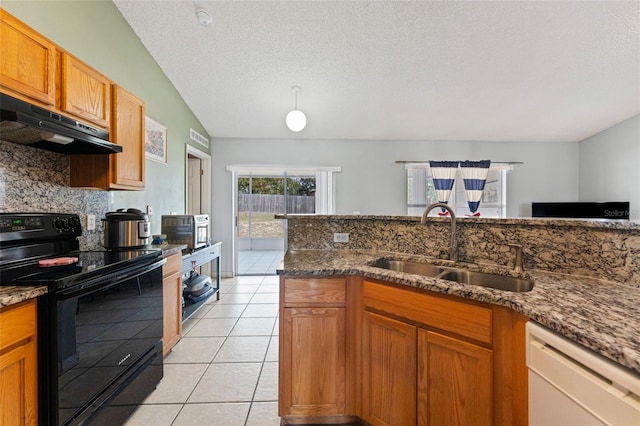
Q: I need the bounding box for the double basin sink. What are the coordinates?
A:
[368,258,534,292]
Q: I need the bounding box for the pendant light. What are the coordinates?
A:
[285,86,307,132]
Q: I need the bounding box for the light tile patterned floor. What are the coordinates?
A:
[125,276,281,426]
[237,250,284,276]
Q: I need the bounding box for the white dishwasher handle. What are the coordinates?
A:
[526,322,640,426]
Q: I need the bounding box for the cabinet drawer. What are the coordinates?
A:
[363,280,493,345]
[163,252,182,278]
[283,278,346,305]
[207,244,221,259]
[0,299,36,350]
[181,251,204,273]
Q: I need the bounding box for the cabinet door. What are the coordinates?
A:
[362,311,417,426]
[0,341,37,426]
[280,307,346,416]
[69,85,145,190]
[61,53,111,129]
[162,270,182,357]
[0,9,56,105]
[418,329,493,426]
[0,300,38,426]
[110,85,144,189]
[162,252,182,356]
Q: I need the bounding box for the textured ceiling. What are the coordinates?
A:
[113,0,640,142]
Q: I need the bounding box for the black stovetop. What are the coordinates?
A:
[0,249,161,290]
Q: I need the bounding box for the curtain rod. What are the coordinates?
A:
[395,161,524,165]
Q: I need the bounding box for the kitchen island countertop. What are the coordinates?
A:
[278,249,640,375]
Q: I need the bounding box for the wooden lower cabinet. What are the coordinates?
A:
[279,276,527,425]
[418,329,493,426]
[281,307,346,415]
[362,311,417,426]
[279,276,361,424]
[162,252,182,357]
[361,312,492,426]
[0,299,38,426]
[362,279,527,426]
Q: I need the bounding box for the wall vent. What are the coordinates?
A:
[190,128,209,148]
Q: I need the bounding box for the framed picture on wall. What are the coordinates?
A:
[145,116,167,164]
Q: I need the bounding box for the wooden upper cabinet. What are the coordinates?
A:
[61,53,111,129]
[110,85,145,189]
[70,85,144,190]
[0,9,56,105]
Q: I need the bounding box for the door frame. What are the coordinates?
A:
[227,164,341,276]
[185,145,211,217]
[236,174,287,253]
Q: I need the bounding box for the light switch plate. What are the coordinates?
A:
[86,214,96,231]
[334,232,349,243]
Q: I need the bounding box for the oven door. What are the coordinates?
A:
[46,258,165,426]
[195,223,209,248]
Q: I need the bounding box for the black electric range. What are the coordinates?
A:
[0,213,166,426]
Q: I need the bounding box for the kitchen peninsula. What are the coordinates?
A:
[277,214,640,425]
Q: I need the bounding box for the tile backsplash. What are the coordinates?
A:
[0,141,109,250]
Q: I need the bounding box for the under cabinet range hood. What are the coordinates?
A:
[0,92,122,155]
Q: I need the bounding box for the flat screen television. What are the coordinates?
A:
[531,202,630,220]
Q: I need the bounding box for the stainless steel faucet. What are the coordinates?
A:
[421,203,458,263]
[508,243,524,273]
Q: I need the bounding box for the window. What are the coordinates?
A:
[407,164,509,218]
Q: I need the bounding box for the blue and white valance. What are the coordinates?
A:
[459,160,491,215]
[429,161,459,214]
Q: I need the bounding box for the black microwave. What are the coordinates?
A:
[161,215,209,249]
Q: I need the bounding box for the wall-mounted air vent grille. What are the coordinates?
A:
[190,128,209,148]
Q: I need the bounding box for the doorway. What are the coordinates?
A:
[185,146,212,276]
[185,145,211,217]
[236,173,316,275]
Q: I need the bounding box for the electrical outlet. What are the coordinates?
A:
[333,232,349,243]
[146,205,153,215]
[86,214,96,231]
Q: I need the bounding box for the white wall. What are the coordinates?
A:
[211,138,579,274]
[579,115,640,220]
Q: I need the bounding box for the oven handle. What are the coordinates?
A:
[57,258,166,300]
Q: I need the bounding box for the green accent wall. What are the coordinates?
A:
[2,0,210,231]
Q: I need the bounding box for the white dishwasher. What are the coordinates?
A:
[526,321,640,426]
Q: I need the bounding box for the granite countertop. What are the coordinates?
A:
[278,249,640,375]
[275,214,640,230]
[148,243,188,257]
[0,285,48,308]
